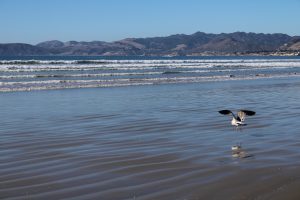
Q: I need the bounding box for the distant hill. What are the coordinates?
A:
[0,43,49,56]
[280,36,300,51]
[1,32,300,56]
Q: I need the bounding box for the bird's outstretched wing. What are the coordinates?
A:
[238,110,256,121]
[218,110,232,115]
[240,110,256,116]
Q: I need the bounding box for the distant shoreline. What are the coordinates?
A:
[1,32,299,56]
[0,51,299,57]
[158,50,300,57]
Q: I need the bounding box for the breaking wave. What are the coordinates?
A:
[0,58,300,92]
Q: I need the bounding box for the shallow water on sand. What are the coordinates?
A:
[1,77,300,199]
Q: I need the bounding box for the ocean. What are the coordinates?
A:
[1,56,300,92]
[1,56,300,199]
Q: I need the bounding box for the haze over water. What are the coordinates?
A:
[1,56,300,199]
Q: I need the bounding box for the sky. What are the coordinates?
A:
[0,0,300,44]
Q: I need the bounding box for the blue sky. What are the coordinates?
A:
[0,0,299,44]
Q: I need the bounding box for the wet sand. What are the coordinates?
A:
[1,77,300,199]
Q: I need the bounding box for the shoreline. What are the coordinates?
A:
[170,50,300,57]
[1,72,300,93]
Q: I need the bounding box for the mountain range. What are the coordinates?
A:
[1,32,300,56]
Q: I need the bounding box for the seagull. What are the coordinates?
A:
[218,109,256,127]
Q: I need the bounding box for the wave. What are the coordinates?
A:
[1,73,300,92]
[0,72,163,79]
[0,60,109,65]
[1,58,300,92]
[1,66,294,80]
[1,62,300,73]
[1,58,300,65]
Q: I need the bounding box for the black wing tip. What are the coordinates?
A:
[219,109,256,116]
[218,110,232,115]
[240,110,256,116]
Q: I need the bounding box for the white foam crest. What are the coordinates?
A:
[0,72,164,79]
[1,58,300,65]
[0,62,212,70]
[0,82,154,92]
[0,65,296,81]
[1,60,300,73]
[1,72,300,91]
[0,60,109,65]
[78,59,300,64]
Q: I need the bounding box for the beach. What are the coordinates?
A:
[1,57,300,199]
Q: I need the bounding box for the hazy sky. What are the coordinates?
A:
[0,0,299,44]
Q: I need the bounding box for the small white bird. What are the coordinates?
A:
[218,109,256,127]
